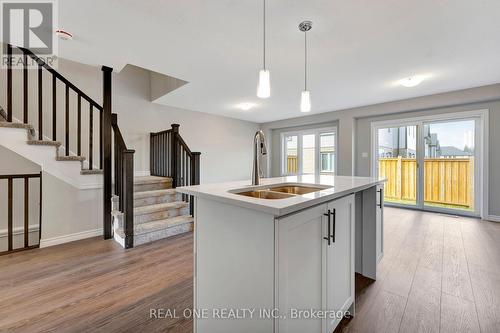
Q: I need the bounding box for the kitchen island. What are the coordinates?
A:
[177,175,385,333]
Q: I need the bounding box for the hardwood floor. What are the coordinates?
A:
[1,207,499,332]
[0,233,194,333]
[336,207,500,333]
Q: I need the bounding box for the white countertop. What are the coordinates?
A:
[176,175,385,216]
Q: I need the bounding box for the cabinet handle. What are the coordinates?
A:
[377,189,383,208]
[323,210,331,246]
[331,209,336,243]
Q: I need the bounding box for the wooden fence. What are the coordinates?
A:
[287,156,298,174]
[379,157,473,208]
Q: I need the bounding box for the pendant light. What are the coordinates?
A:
[299,21,312,112]
[257,0,270,98]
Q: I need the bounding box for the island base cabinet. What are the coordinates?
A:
[325,195,355,332]
[359,185,384,280]
[275,194,355,333]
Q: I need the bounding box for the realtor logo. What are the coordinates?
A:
[1,0,58,67]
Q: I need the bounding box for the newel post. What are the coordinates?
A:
[189,152,201,216]
[171,124,180,187]
[192,152,201,185]
[123,149,135,249]
[102,66,113,239]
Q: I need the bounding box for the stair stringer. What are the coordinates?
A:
[0,126,102,189]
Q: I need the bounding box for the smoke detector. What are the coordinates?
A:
[55,29,73,40]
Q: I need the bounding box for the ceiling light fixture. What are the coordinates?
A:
[257,0,270,99]
[55,29,73,40]
[299,21,312,112]
[398,75,426,88]
[237,102,257,111]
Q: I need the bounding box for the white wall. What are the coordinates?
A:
[40,172,102,246]
[0,146,101,248]
[114,65,260,183]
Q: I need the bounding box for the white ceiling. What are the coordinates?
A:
[60,0,500,123]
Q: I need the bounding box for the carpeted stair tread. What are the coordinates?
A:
[27,140,61,147]
[80,169,103,175]
[134,201,188,215]
[0,122,34,129]
[133,215,194,235]
[134,189,177,199]
[134,176,173,185]
[56,156,86,162]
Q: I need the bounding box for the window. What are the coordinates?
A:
[281,127,336,176]
[321,153,334,172]
[320,132,335,172]
[302,134,315,174]
[284,135,298,174]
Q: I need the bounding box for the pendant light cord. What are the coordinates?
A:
[263,0,266,70]
[304,31,307,90]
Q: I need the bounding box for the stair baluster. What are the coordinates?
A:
[7,44,12,122]
[150,124,201,216]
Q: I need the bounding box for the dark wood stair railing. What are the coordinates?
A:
[0,172,42,255]
[150,124,201,215]
[6,44,104,170]
[111,113,135,248]
[4,44,116,241]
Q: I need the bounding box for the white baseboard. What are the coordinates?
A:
[40,228,103,248]
[0,224,39,238]
[485,215,500,222]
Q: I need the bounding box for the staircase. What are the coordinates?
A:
[113,176,193,247]
[112,122,200,249]
[0,108,102,176]
[1,44,201,252]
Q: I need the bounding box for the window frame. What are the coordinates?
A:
[280,126,337,177]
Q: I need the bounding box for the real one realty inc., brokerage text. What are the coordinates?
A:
[150,308,350,320]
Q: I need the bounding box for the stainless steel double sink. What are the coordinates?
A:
[232,184,332,199]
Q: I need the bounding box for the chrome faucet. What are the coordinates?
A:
[252,130,268,185]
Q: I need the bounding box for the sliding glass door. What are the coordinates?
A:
[423,119,476,213]
[374,116,481,216]
[376,125,418,207]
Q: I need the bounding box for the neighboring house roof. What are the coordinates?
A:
[439,146,472,157]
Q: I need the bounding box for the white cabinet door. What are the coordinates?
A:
[276,203,329,333]
[325,194,355,332]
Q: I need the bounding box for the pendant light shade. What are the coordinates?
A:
[299,21,312,112]
[300,90,311,112]
[257,69,271,98]
[257,0,270,99]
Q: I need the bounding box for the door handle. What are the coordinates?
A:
[323,210,331,246]
[377,189,383,208]
[330,209,336,243]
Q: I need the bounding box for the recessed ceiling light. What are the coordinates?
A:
[237,102,257,111]
[398,75,427,87]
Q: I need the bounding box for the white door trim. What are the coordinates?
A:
[370,109,489,219]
